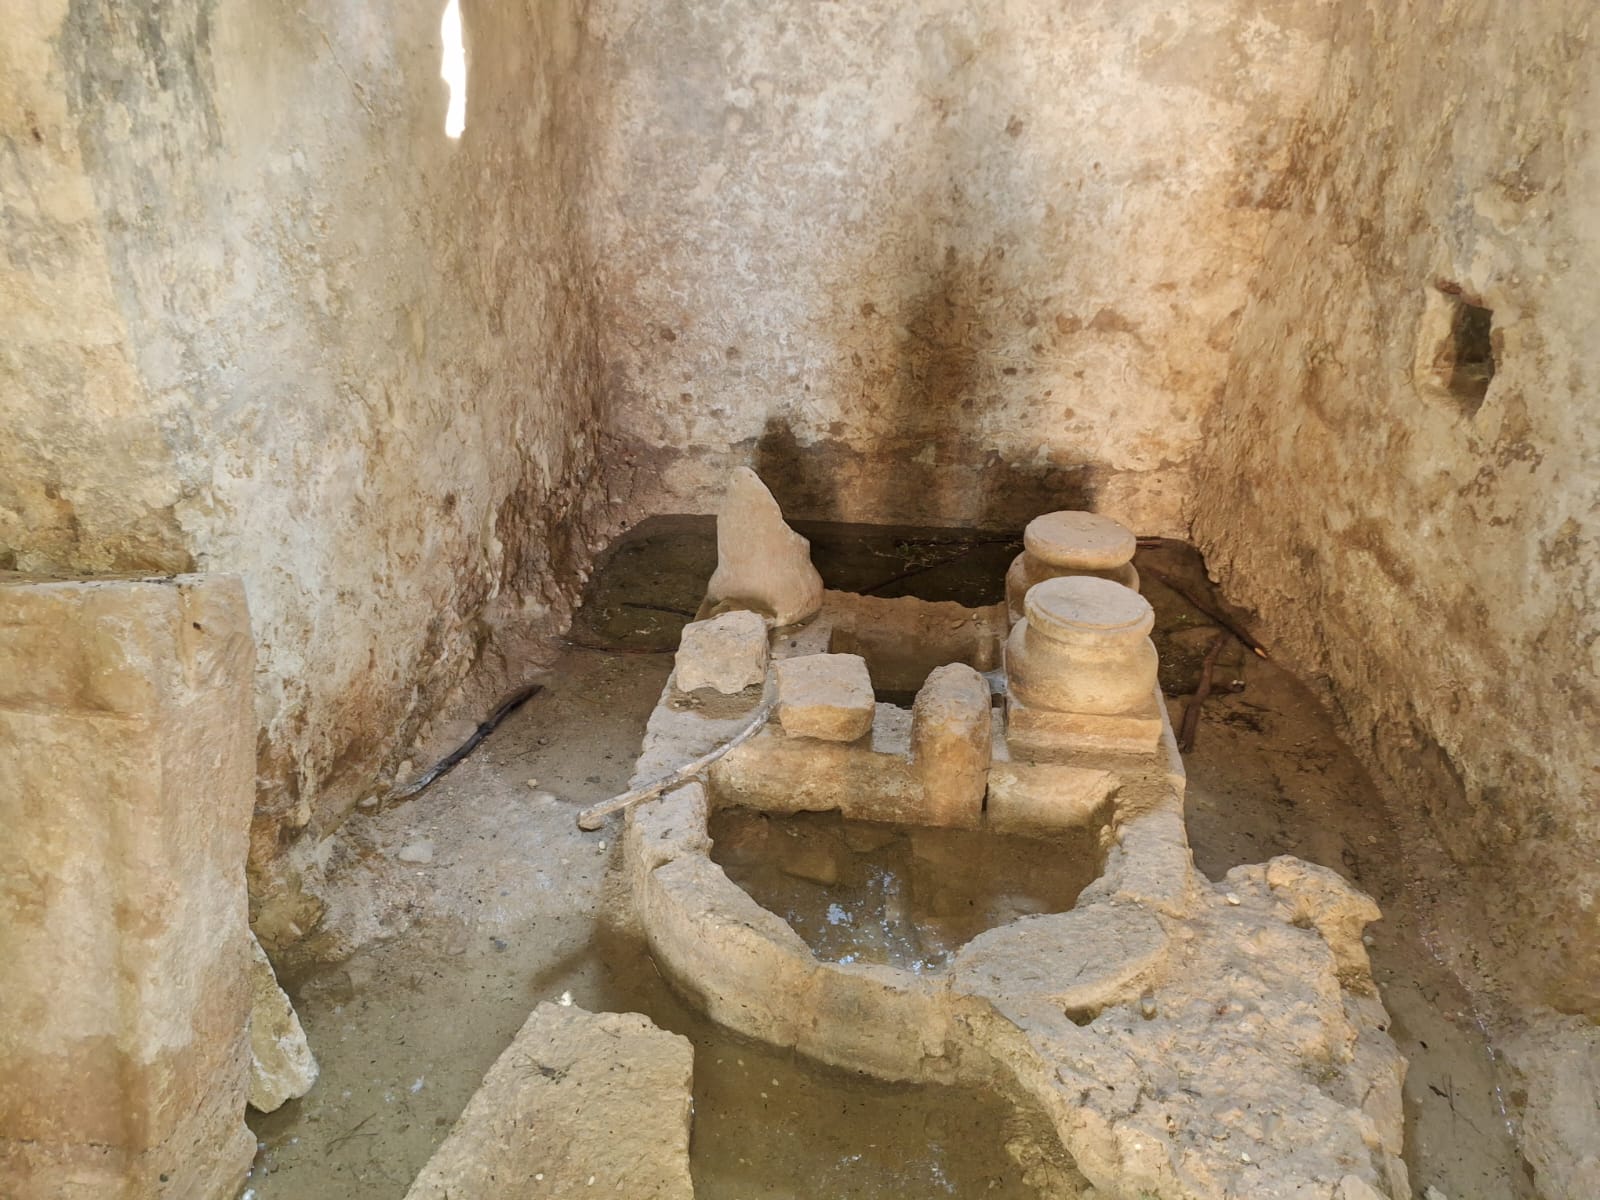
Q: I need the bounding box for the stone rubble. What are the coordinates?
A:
[675,609,770,694]
[403,1002,693,1200]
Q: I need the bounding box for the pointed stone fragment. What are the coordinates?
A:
[705,467,823,626]
[247,933,319,1113]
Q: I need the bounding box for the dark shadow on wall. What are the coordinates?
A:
[746,15,1102,532]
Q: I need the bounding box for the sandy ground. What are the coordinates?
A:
[245,519,1532,1199]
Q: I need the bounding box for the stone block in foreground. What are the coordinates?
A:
[404,1002,694,1199]
[0,573,257,1200]
[775,652,874,741]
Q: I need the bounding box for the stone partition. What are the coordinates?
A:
[0,574,257,1199]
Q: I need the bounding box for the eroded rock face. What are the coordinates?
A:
[705,468,825,627]
[403,1003,693,1200]
[247,934,319,1114]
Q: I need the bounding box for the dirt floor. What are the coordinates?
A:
[245,518,1533,1199]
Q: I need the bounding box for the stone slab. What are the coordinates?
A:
[986,762,1118,834]
[775,652,874,742]
[404,1002,693,1200]
[675,609,770,694]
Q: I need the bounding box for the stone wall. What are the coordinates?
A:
[587,0,1336,532]
[2,0,613,936]
[1194,0,1600,1023]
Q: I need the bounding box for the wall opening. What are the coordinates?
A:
[1418,284,1496,416]
[440,0,467,139]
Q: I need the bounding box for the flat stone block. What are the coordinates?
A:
[404,1003,693,1200]
[987,762,1118,834]
[1005,689,1163,756]
[675,609,770,694]
[775,652,874,741]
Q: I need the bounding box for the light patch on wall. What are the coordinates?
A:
[440,0,467,139]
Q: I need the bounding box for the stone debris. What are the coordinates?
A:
[247,933,319,1113]
[396,840,435,864]
[704,467,824,626]
[403,1003,693,1199]
[774,653,874,742]
[675,609,770,694]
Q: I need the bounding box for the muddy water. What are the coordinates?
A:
[710,808,1104,973]
[247,517,1531,1199]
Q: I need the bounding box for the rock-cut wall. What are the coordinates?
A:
[1,0,614,941]
[587,0,1338,534]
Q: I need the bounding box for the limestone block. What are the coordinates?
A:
[403,1003,693,1200]
[0,574,257,1200]
[1006,690,1165,756]
[708,725,927,823]
[986,762,1118,834]
[247,933,319,1113]
[1262,856,1382,983]
[795,963,956,1083]
[704,467,824,626]
[775,652,874,741]
[675,609,769,694]
[910,663,992,828]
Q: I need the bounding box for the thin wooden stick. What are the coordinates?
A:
[1178,632,1230,753]
[1139,564,1269,659]
[577,699,775,830]
[386,684,543,803]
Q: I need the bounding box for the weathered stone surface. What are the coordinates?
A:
[247,933,319,1114]
[1006,577,1158,716]
[2,1,623,943]
[1006,511,1140,618]
[1192,0,1600,1158]
[986,762,1118,834]
[704,468,824,626]
[591,3,1340,533]
[1005,690,1164,756]
[950,905,1168,1014]
[910,663,992,827]
[403,1003,693,1200]
[0,574,256,1200]
[775,652,874,742]
[675,609,770,694]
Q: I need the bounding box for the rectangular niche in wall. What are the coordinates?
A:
[1415,282,1497,417]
